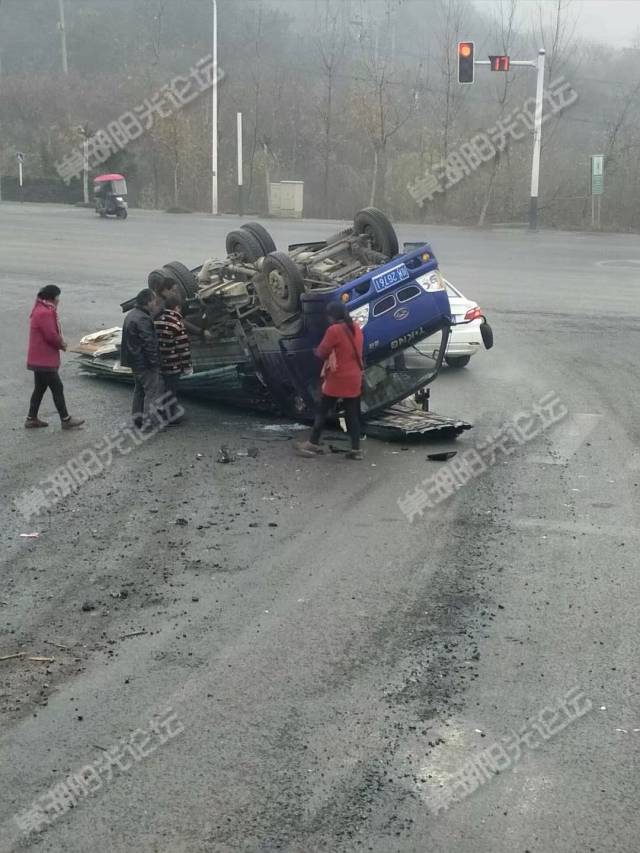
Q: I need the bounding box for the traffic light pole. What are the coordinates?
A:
[474,48,546,230]
[528,49,546,231]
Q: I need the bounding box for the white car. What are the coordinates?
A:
[417,279,486,368]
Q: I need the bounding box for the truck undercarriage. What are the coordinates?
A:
[74,209,490,440]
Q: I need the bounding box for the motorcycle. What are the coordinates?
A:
[94,173,128,219]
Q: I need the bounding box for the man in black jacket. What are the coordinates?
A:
[120,288,163,427]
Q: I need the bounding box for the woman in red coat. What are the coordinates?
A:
[25,285,84,429]
[295,301,365,460]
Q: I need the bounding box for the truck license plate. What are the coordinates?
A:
[372,263,410,293]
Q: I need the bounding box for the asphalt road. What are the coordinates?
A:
[1,203,639,853]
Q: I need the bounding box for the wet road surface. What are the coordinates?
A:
[1,203,639,852]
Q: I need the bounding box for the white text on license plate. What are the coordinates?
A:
[372,263,410,293]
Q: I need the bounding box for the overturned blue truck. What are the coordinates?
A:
[74,208,493,440]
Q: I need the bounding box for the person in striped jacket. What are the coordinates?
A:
[154,293,193,423]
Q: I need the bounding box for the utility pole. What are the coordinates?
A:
[58,0,69,75]
[83,139,89,204]
[211,0,218,215]
[528,49,546,231]
[0,2,3,201]
[17,152,24,202]
[236,112,243,216]
[76,126,89,203]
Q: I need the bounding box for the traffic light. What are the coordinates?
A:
[489,54,510,71]
[458,41,474,84]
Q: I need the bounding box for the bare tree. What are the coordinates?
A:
[477,0,519,226]
[534,0,578,80]
[352,0,418,208]
[315,0,347,218]
[432,0,468,216]
[246,3,265,209]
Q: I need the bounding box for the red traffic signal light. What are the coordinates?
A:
[489,54,510,71]
[458,41,474,83]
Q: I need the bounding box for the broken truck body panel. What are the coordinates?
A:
[74,211,476,438]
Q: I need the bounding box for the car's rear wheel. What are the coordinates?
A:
[241,222,276,255]
[262,251,305,314]
[445,355,471,368]
[225,229,263,262]
[353,207,399,257]
[162,261,199,301]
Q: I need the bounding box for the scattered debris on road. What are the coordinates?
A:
[427,451,457,461]
[0,653,55,664]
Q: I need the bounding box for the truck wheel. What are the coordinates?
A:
[162,261,199,300]
[225,229,263,262]
[445,355,471,368]
[353,207,399,258]
[241,222,276,255]
[262,251,305,313]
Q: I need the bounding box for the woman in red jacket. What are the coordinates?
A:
[295,301,365,460]
[25,285,84,429]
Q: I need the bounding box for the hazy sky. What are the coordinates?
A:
[477,0,640,47]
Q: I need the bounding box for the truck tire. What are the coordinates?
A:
[225,228,263,262]
[353,207,399,258]
[241,222,276,255]
[162,261,199,300]
[445,355,471,368]
[262,251,305,314]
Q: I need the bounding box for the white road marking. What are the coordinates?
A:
[511,518,640,540]
[595,259,640,270]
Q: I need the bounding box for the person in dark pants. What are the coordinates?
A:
[295,301,365,460]
[154,293,193,423]
[25,285,84,429]
[120,288,163,428]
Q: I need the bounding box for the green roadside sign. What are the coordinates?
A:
[591,155,604,195]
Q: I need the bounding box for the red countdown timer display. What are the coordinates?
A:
[489,55,511,71]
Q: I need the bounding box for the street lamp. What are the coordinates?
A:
[211,0,218,215]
